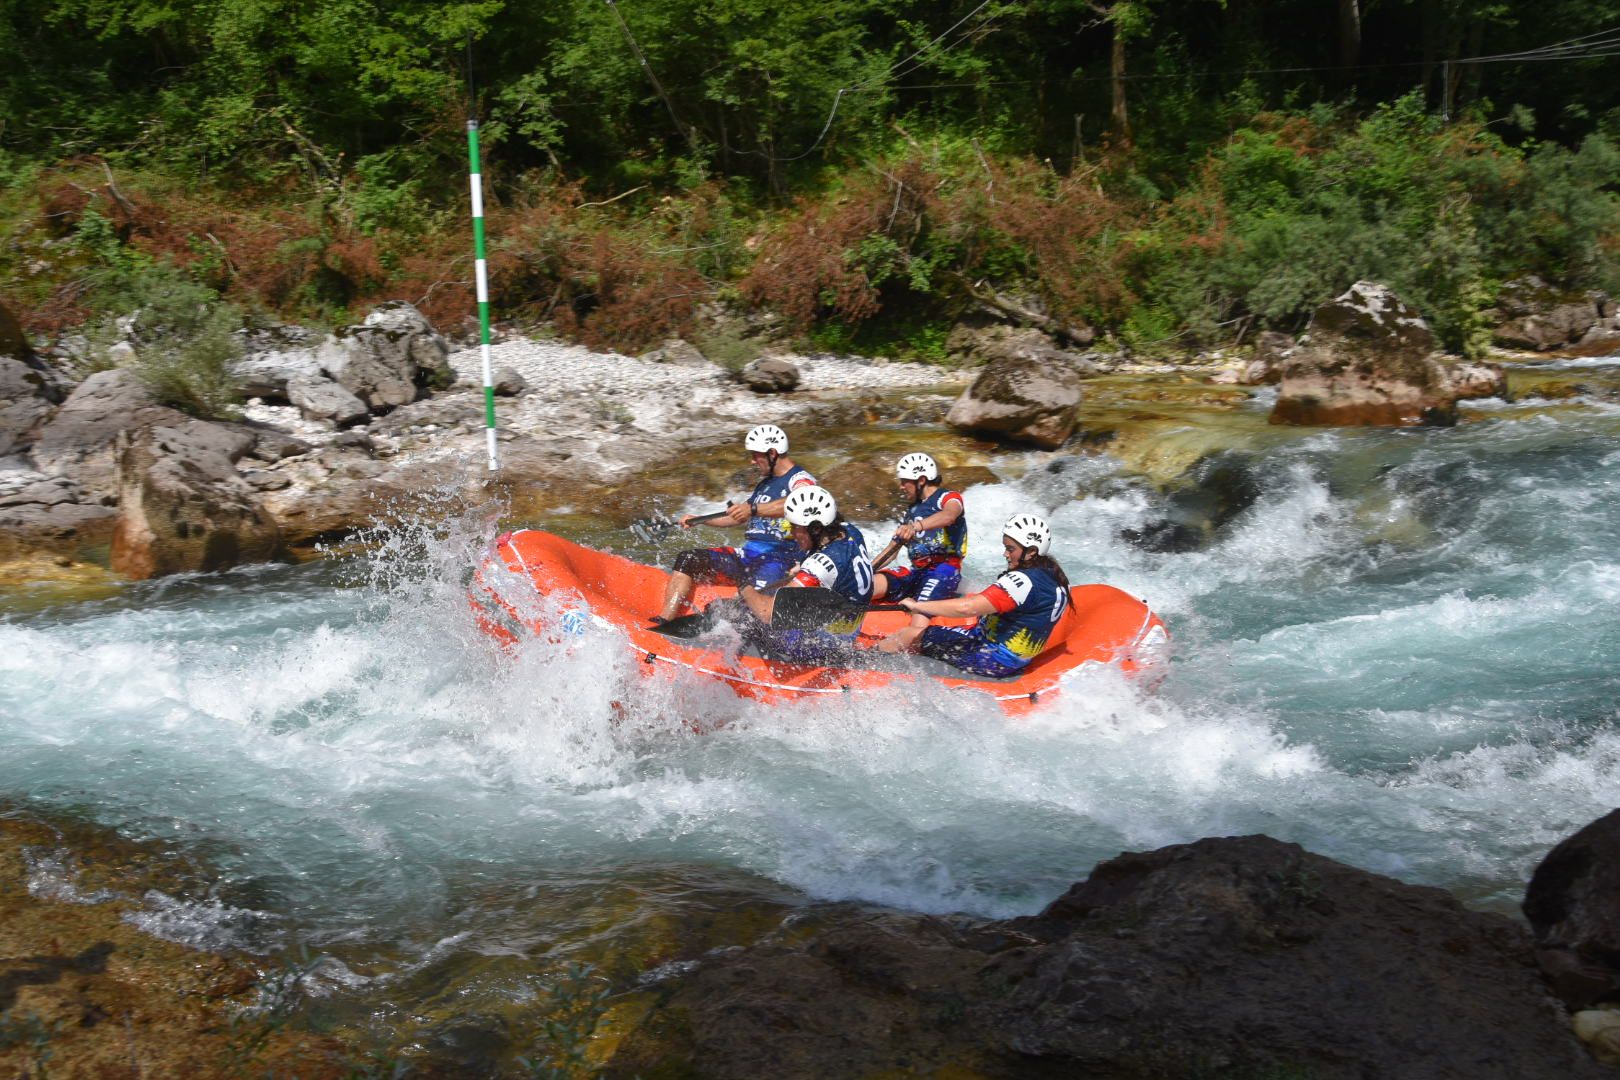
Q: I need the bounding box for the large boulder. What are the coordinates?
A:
[0,354,61,457]
[946,355,1085,449]
[1492,277,1606,351]
[30,369,190,502]
[1270,281,1503,427]
[109,422,283,579]
[606,835,1601,1079]
[314,301,452,412]
[739,356,800,393]
[287,374,369,427]
[1525,808,1620,1009]
[0,466,117,561]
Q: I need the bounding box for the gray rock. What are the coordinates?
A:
[606,835,1606,1080]
[0,501,118,561]
[946,324,1094,371]
[0,354,60,457]
[493,367,527,396]
[739,357,800,393]
[330,430,376,453]
[30,369,189,501]
[1271,281,1480,427]
[946,356,1085,449]
[287,374,369,428]
[315,301,452,411]
[368,393,485,435]
[109,423,283,579]
[0,474,80,509]
[641,339,712,367]
[233,348,323,401]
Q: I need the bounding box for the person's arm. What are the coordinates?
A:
[894,493,964,539]
[899,591,998,619]
[738,583,776,622]
[680,502,749,528]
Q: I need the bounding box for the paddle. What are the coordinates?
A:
[871,535,903,572]
[629,504,732,543]
[770,587,906,633]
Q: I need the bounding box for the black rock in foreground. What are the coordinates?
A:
[605,835,1608,1079]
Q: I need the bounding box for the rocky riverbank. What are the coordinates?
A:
[7,277,1619,589]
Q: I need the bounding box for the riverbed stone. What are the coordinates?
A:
[946,354,1085,449]
[109,421,284,579]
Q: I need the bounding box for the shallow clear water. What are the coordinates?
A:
[5,386,1620,994]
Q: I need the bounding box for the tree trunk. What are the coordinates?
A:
[1337,0,1361,72]
[1110,28,1131,146]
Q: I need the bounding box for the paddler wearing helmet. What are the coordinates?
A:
[877,513,1071,677]
[654,424,817,625]
[871,452,966,605]
[713,485,873,662]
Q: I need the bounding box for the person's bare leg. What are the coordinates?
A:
[877,613,930,653]
[872,574,891,601]
[659,571,696,621]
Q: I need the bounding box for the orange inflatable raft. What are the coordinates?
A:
[472,529,1169,715]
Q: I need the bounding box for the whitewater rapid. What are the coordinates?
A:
[3,390,1619,969]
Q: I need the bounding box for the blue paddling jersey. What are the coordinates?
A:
[742,463,817,556]
[902,488,967,565]
[920,565,1068,676]
[775,525,873,657]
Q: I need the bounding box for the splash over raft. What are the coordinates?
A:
[472,529,1169,716]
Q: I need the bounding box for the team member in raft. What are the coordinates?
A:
[871,452,967,605]
[724,486,874,662]
[653,424,817,625]
[877,513,1070,676]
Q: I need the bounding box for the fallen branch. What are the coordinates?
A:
[576,185,647,210]
[953,274,1094,347]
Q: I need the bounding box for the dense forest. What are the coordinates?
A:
[6,0,1620,373]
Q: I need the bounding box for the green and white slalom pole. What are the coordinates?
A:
[466,119,499,472]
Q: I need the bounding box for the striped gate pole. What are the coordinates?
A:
[466,120,499,472]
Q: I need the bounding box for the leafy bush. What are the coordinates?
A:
[89,260,244,419]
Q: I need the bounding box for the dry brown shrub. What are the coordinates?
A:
[741,158,939,329]
[742,149,1140,333]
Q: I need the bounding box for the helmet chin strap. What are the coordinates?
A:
[765,449,780,475]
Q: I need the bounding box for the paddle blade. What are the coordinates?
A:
[771,587,867,634]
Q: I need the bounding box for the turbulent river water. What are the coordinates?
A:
[3,362,1620,1043]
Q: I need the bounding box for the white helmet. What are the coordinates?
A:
[784,485,838,527]
[1003,513,1051,556]
[745,424,789,454]
[895,452,939,481]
